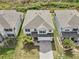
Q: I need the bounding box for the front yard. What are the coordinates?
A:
[52,14,79,59]
[0,30,39,59]
[14,30,39,59]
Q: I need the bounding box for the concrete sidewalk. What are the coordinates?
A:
[39,41,54,59]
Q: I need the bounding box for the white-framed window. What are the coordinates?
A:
[73,28,78,31]
[65,29,70,31]
[49,30,52,32]
[4,28,12,32]
[34,29,37,31]
[25,29,30,32]
[39,30,46,34]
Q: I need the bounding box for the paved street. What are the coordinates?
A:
[39,41,54,59]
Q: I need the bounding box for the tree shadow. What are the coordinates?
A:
[64,49,74,57]
[22,40,39,54]
[51,41,56,50]
[0,38,16,55]
[3,38,17,48]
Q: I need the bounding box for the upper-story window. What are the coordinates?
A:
[49,30,52,32]
[25,29,30,32]
[65,29,70,31]
[73,28,78,31]
[4,29,12,31]
[39,30,46,33]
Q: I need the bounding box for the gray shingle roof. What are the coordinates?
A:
[54,10,79,28]
[0,15,11,28]
[0,10,22,28]
[68,15,79,28]
[23,10,54,30]
[25,15,44,29]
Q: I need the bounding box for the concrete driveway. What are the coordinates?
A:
[39,41,54,59]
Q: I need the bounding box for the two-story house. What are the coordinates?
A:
[0,10,23,42]
[54,10,79,44]
[23,10,54,45]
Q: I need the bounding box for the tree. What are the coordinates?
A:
[63,38,74,50]
[63,38,75,56]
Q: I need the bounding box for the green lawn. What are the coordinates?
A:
[0,48,15,59]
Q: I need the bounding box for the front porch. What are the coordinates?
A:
[32,36,53,46]
[31,32,53,37]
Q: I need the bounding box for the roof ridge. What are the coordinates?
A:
[27,14,43,24]
[66,14,75,26]
[24,14,40,26]
[32,14,53,29]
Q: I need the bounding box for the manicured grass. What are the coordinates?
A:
[0,48,15,59]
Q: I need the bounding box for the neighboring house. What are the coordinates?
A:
[0,10,23,42]
[54,10,79,43]
[23,10,54,45]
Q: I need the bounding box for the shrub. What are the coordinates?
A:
[63,38,74,49]
[28,3,42,10]
[16,7,27,12]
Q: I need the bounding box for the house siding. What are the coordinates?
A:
[0,25,5,37]
[54,16,61,33]
[54,15,63,38]
[14,17,21,36]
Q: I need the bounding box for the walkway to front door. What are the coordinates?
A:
[39,41,54,59]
